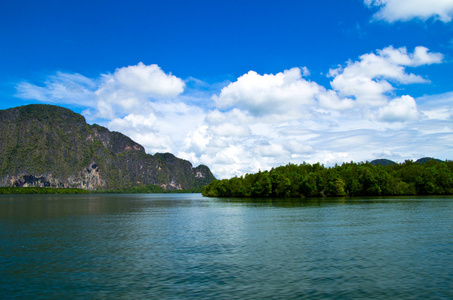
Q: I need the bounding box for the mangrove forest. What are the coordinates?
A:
[202,159,453,198]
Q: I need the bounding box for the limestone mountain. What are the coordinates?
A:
[0,104,215,190]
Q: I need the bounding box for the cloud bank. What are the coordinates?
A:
[16,46,452,179]
[365,0,453,22]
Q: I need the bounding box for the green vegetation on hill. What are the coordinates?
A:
[202,159,453,198]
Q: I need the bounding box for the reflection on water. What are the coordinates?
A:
[1,194,453,299]
[219,195,449,207]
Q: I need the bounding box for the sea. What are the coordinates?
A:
[1,193,453,299]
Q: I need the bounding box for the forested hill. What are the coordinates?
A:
[202,159,453,198]
[0,104,215,190]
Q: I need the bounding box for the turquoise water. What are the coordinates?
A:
[1,194,453,299]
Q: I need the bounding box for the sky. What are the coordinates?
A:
[1,0,453,179]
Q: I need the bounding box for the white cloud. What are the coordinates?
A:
[16,72,97,107]
[104,63,185,98]
[93,63,185,119]
[417,92,453,121]
[106,100,206,154]
[256,143,288,158]
[379,46,443,66]
[377,95,420,122]
[284,140,314,155]
[365,0,453,23]
[329,46,443,106]
[109,113,157,132]
[213,67,320,117]
[210,123,251,137]
[182,125,211,156]
[317,89,355,110]
[205,108,251,126]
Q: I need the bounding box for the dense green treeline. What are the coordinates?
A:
[0,187,89,194]
[1,185,203,194]
[202,159,453,198]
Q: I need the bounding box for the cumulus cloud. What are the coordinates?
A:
[111,63,185,97]
[365,0,453,23]
[93,63,185,119]
[329,46,443,106]
[181,125,211,156]
[108,113,158,132]
[212,46,442,118]
[107,100,206,154]
[377,95,420,122]
[213,68,320,117]
[317,90,355,110]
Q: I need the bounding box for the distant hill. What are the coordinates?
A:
[0,104,215,190]
[370,159,396,166]
[370,157,445,166]
[416,157,443,164]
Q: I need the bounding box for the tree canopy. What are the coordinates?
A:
[202,159,453,198]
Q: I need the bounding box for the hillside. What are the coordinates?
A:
[370,159,396,166]
[416,157,443,164]
[0,104,215,190]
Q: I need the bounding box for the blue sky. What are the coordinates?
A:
[1,0,453,178]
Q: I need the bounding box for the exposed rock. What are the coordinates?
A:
[66,162,105,190]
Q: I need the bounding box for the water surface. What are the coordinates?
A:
[1,194,453,299]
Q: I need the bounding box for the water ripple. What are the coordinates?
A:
[1,194,453,299]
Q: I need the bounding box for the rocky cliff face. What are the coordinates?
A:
[0,104,216,190]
